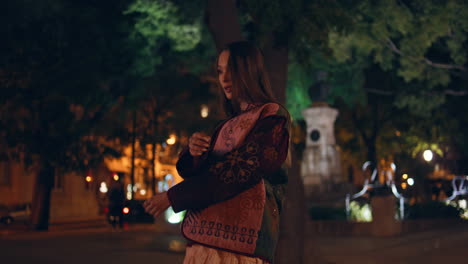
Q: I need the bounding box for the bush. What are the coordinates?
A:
[407,201,462,219]
[309,206,347,220]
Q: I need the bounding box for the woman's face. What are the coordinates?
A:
[217,50,232,100]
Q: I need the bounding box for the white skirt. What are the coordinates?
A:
[183,244,269,264]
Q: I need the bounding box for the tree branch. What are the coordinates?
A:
[385,38,467,71]
[366,88,467,96]
[366,88,394,95]
[445,89,468,96]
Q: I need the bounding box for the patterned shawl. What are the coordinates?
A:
[168,103,289,261]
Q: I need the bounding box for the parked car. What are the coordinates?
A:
[0,203,31,225]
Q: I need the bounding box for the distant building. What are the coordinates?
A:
[0,141,182,224]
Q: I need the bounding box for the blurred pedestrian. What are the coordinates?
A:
[144,41,291,264]
[108,179,125,229]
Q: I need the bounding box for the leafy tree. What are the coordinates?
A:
[0,0,143,230]
[288,0,468,178]
[327,0,468,114]
[0,0,215,230]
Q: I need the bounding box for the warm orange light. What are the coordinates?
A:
[401,182,407,189]
[113,174,119,181]
[166,134,176,145]
[123,207,130,214]
[85,176,92,182]
[200,105,209,118]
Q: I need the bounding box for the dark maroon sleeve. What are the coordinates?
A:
[175,148,204,179]
[167,115,289,213]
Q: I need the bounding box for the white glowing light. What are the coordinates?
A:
[165,207,184,224]
[126,192,132,200]
[113,174,119,181]
[459,199,467,210]
[362,206,372,222]
[423,150,433,162]
[166,134,176,145]
[139,189,147,196]
[200,104,209,118]
[99,182,108,193]
[407,178,414,186]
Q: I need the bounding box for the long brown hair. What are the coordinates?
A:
[216,41,292,166]
[216,41,279,117]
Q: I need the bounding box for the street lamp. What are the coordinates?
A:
[166,134,176,145]
[99,182,108,193]
[200,104,209,118]
[423,150,433,162]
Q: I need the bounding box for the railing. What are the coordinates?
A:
[345,161,407,220]
[446,175,468,202]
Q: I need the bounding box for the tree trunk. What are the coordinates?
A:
[263,44,288,104]
[151,141,157,195]
[274,149,307,263]
[205,0,244,51]
[205,2,307,263]
[31,161,54,231]
[263,40,309,264]
[366,136,377,167]
[130,110,136,200]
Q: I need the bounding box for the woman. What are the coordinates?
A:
[143,41,290,264]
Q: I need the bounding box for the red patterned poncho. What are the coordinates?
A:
[167,103,289,263]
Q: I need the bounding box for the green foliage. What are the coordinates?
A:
[0,0,137,170]
[349,201,373,222]
[327,0,468,111]
[124,0,204,76]
[286,62,313,120]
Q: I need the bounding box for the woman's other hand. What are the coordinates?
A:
[188,132,210,156]
[143,192,171,218]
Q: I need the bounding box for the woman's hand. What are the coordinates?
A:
[188,132,211,156]
[143,192,171,218]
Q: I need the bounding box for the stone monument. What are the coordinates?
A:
[301,105,342,195]
[301,71,345,203]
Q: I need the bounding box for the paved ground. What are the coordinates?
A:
[1,223,467,264]
[310,226,468,264]
[0,226,185,264]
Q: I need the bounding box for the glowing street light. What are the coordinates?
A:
[99,182,108,193]
[407,178,415,186]
[423,150,433,162]
[85,176,93,182]
[402,174,408,180]
[401,182,408,189]
[113,173,119,181]
[166,134,176,145]
[200,105,209,118]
